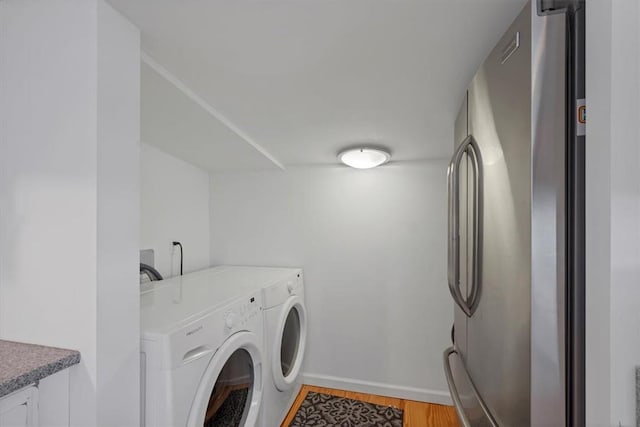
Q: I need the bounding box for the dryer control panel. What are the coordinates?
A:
[263,269,304,309]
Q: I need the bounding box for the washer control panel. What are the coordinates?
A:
[163,289,263,370]
[223,296,261,333]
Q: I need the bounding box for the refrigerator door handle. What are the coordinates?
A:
[447,141,470,316]
[466,137,483,314]
[447,135,482,317]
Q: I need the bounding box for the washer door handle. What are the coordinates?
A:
[182,346,212,364]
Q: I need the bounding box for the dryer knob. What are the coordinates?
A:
[225,314,235,329]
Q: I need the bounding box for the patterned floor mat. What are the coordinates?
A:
[288,391,403,427]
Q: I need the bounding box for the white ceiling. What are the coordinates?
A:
[110,0,527,170]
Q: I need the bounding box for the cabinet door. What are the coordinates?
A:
[0,387,38,427]
[38,369,70,426]
[0,405,27,427]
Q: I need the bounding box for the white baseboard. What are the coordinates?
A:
[301,373,453,406]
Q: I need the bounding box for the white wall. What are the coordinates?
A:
[141,142,210,278]
[0,3,98,424]
[209,162,452,403]
[96,1,140,425]
[608,0,640,425]
[585,0,611,425]
[586,1,640,426]
[0,2,140,426]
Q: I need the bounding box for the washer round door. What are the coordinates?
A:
[272,296,307,391]
[187,332,263,427]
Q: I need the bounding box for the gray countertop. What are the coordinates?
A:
[0,340,80,398]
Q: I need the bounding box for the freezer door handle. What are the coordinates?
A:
[447,135,483,317]
[443,346,499,427]
[443,347,472,427]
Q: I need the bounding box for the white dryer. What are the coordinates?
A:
[141,267,265,427]
[259,269,307,427]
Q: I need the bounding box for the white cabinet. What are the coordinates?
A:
[0,369,71,427]
[37,370,70,427]
[0,387,38,427]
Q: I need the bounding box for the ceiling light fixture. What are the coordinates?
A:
[338,147,391,169]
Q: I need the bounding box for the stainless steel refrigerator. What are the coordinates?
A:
[442,1,585,426]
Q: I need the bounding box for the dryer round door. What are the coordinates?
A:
[187,331,263,427]
[272,296,307,391]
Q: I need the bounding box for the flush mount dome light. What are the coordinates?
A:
[338,147,391,169]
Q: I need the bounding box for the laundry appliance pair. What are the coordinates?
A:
[140,265,307,427]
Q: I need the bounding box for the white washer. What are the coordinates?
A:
[259,269,307,427]
[140,267,265,427]
[198,266,308,427]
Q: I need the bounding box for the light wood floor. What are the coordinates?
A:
[281,385,459,427]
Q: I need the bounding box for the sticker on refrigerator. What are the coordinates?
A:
[576,99,586,136]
